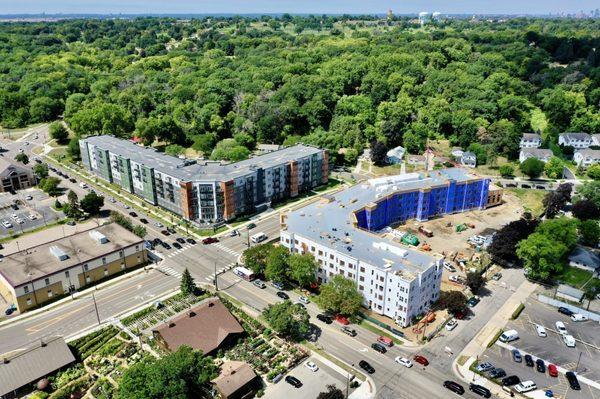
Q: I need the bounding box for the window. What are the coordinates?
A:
[360,266,365,272]
[359,285,364,291]
[65,271,70,278]
[119,250,124,258]
[47,290,53,298]
[104,269,109,276]
[83,264,89,271]
[359,276,364,282]
[135,245,139,251]
[121,263,126,270]
[329,254,334,260]
[137,256,141,263]
[102,257,106,265]
[27,298,32,305]
[24,286,30,294]
[86,276,91,283]
[44,278,50,286]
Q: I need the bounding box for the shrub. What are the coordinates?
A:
[511,303,525,320]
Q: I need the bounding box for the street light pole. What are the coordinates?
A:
[214,261,218,291]
[345,363,354,399]
[92,292,101,325]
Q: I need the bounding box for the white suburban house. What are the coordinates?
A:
[460,151,477,168]
[568,246,600,273]
[519,148,553,163]
[574,149,600,168]
[386,146,406,164]
[519,133,542,148]
[592,134,600,147]
[558,132,592,149]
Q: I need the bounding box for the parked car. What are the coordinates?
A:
[536,324,547,337]
[524,354,534,367]
[563,334,576,347]
[501,375,521,386]
[1,221,12,229]
[186,238,196,245]
[467,296,480,307]
[4,305,16,315]
[449,275,460,283]
[176,237,186,244]
[335,315,350,325]
[446,319,458,331]
[298,296,310,305]
[555,321,568,335]
[571,314,588,322]
[285,376,302,388]
[413,355,429,366]
[491,273,502,281]
[161,242,171,250]
[515,381,537,393]
[304,361,318,372]
[469,383,491,398]
[489,368,506,379]
[271,281,285,290]
[316,313,332,324]
[359,360,375,374]
[172,242,181,249]
[377,336,393,347]
[371,343,387,354]
[341,327,357,337]
[202,237,219,244]
[154,222,163,228]
[25,195,33,200]
[443,262,456,272]
[558,307,573,316]
[229,229,239,237]
[565,372,580,390]
[66,220,76,226]
[443,381,464,395]
[276,291,289,300]
[476,362,494,372]
[108,197,117,203]
[247,222,256,229]
[252,279,266,289]
[395,357,413,368]
[511,349,522,363]
[548,364,558,377]
[139,218,149,224]
[536,359,546,373]
[161,230,170,236]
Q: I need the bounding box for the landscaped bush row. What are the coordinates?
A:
[70,326,119,359]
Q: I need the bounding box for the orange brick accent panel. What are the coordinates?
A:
[180,181,193,220]
[220,180,236,220]
[289,161,299,197]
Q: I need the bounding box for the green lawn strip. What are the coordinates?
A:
[304,342,366,382]
[358,319,403,346]
[556,266,595,289]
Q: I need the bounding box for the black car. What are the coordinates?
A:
[469,383,491,398]
[69,178,76,183]
[161,242,172,250]
[176,237,186,244]
[284,376,302,388]
[558,307,573,316]
[371,343,387,354]
[167,227,177,234]
[489,368,506,379]
[173,242,182,249]
[443,381,464,395]
[247,222,256,229]
[566,372,581,390]
[152,238,162,246]
[524,354,534,367]
[501,375,520,386]
[187,238,196,245]
[140,218,149,224]
[129,212,138,217]
[536,359,546,373]
[161,230,170,236]
[359,360,375,374]
[316,314,333,324]
[277,291,289,300]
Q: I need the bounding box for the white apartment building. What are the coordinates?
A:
[519,133,542,148]
[558,133,592,149]
[574,149,600,168]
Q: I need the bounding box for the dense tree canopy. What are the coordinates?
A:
[262,300,310,340]
[0,17,597,162]
[488,218,539,263]
[316,275,363,316]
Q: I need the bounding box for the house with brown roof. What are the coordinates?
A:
[152,299,244,355]
[211,361,261,399]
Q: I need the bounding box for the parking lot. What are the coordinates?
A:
[263,357,351,399]
[0,188,62,239]
[479,297,600,399]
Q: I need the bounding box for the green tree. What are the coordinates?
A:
[317,385,345,399]
[437,290,468,315]
[370,140,387,166]
[210,139,250,162]
[68,103,134,138]
[535,217,578,249]
[109,210,134,231]
[192,134,217,154]
[577,181,600,208]
[498,164,514,178]
[544,157,563,179]
[243,244,272,275]
[288,253,317,288]
[49,122,69,145]
[132,225,147,238]
[64,190,83,219]
[262,301,310,340]
[14,152,29,164]
[579,220,600,246]
[118,346,217,399]
[519,157,545,179]
[39,177,61,196]
[67,138,81,160]
[165,144,185,156]
[80,192,104,215]
[587,164,600,180]
[466,143,488,165]
[33,163,49,179]
[265,246,289,283]
[572,200,600,221]
[316,275,363,316]
[180,268,197,296]
[516,232,567,280]
[465,271,485,294]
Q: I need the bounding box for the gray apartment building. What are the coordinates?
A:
[80,136,329,224]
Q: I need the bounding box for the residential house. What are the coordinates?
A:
[574,149,600,168]
[568,246,600,273]
[519,148,553,163]
[460,152,476,168]
[0,158,35,193]
[558,133,592,149]
[386,146,406,164]
[153,299,244,355]
[519,133,542,148]
[592,134,600,147]
[211,361,261,399]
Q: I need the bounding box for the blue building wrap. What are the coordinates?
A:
[357,177,490,232]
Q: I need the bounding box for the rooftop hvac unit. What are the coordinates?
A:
[89,230,108,244]
[49,246,68,261]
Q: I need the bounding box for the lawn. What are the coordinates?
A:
[556,266,600,293]
[505,188,546,215]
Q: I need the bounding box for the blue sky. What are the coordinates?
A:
[0,0,597,15]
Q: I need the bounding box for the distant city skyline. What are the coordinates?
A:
[1,0,599,16]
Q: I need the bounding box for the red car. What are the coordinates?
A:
[414,355,429,366]
[548,364,558,377]
[335,315,350,325]
[202,237,219,245]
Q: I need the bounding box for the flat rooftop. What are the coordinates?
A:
[0,223,144,288]
[82,136,323,181]
[285,168,483,277]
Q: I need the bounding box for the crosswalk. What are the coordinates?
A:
[205,262,237,282]
[213,242,242,258]
[157,265,183,279]
[165,243,194,258]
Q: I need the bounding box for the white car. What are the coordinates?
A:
[443,262,456,272]
[108,197,116,203]
[395,357,413,368]
[2,221,12,228]
[571,314,588,322]
[28,214,37,220]
[515,381,537,393]
[230,229,239,237]
[79,182,88,189]
[555,321,568,335]
[154,222,164,228]
[11,214,19,220]
[15,218,23,224]
[25,195,33,200]
[563,334,576,348]
[449,275,460,283]
[445,319,458,331]
[123,204,130,209]
[535,324,547,337]
[304,361,319,372]
[299,296,310,305]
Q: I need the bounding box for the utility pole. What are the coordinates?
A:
[345,364,354,398]
[575,351,582,373]
[92,293,101,325]
[214,261,218,291]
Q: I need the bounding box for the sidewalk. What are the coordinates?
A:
[310,350,376,399]
[452,278,537,398]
